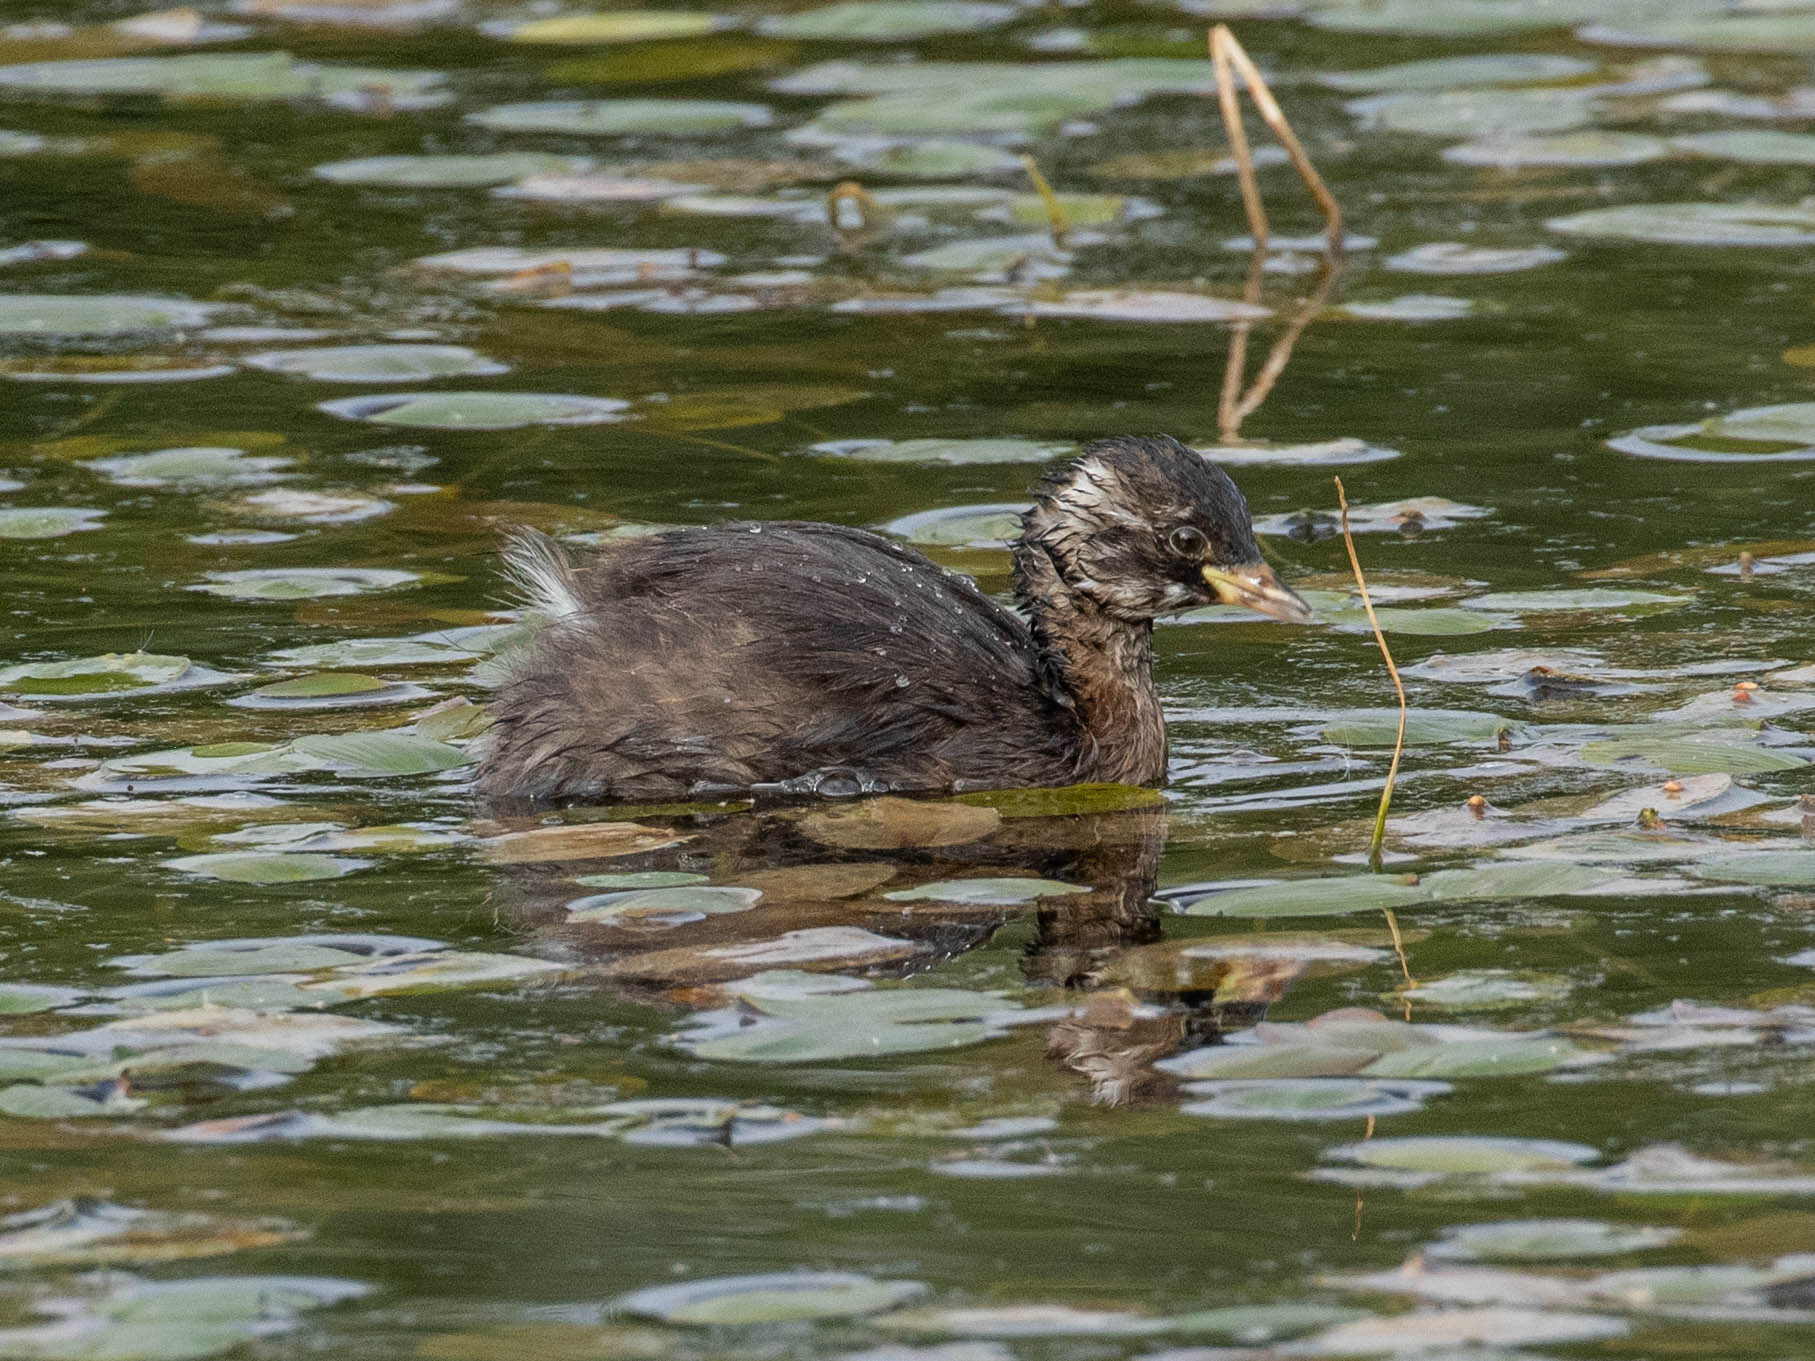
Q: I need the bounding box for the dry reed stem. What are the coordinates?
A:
[1334,476,1406,872]
[1208,24,1343,251]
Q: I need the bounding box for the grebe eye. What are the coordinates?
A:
[1167,525,1208,557]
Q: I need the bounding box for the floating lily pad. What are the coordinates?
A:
[617,1271,927,1325]
[1548,201,1815,246]
[568,884,762,923]
[1321,708,1514,746]
[0,293,216,336]
[812,438,1068,465]
[1400,970,1573,1010]
[247,344,508,382]
[882,877,1086,906]
[1385,242,1566,274]
[1348,87,1595,138]
[761,1,1013,39]
[0,507,105,539]
[1690,851,1815,888]
[489,11,727,43]
[1429,1218,1681,1262]
[313,153,586,187]
[1200,437,1403,465]
[165,851,369,883]
[1028,291,1271,323]
[1444,131,1669,168]
[1579,732,1808,774]
[1295,1306,1627,1355]
[1182,1078,1449,1121]
[469,99,772,135]
[0,652,229,699]
[0,354,235,384]
[1609,402,1815,462]
[1321,53,1596,92]
[415,245,723,275]
[1178,876,1424,918]
[191,568,434,600]
[89,446,292,488]
[222,489,394,524]
[289,730,473,774]
[0,1199,299,1270]
[1331,1135,1601,1174]
[1463,587,1685,613]
[677,978,1013,1058]
[318,391,629,429]
[0,50,444,101]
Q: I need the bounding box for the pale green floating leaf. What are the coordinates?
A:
[760,1,1014,40]
[1027,290,1271,323]
[468,98,772,135]
[1310,0,1596,37]
[164,852,368,883]
[116,934,434,977]
[318,391,629,429]
[1581,13,1815,54]
[1611,401,1815,462]
[1321,708,1514,746]
[313,151,586,187]
[1331,1135,1601,1174]
[490,11,727,43]
[1430,1218,1681,1261]
[0,984,80,1014]
[1347,87,1595,138]
[844,139,1023,178]
[882,877,1086,905]
[1444,131,1669,168]
[1398,969,1573,1010]
[1385,242,1566,274]
[678,984,1013,1061]
[1181,1078,1449,1121]
[0,50,445,101]
[1548,201,1815,246]
[0,1085,124,1119]
[567,885,762,922]
[1336,295,1476,321]
[0,1199,300,1270]
[881,503,1027,547]
[302,950,565,999]
[416,245,723,274]
[89,446,292,488]
[572,870,709,889]
[247,344,508,382]
[192,568,432,600]
[1294,1306,1627,1355]
[1363,1035,1586,1078]
[0,652,214,698]
[1414,861,1619,901]
[1580,733,1808,774]
[0,293,216,337]
[814,438,1068,465]
[1463,587,1685,613]
[875,1304,1165,1337]
[1001,192,1134,228]
[247,673,391,700]
[290,730,473,774]
[1691,851,1815,887]
[616,1272,927,1325]
[1321,53,1597,92]
[0,507,106,539]
[1178,876,1424,919]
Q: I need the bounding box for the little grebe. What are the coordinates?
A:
[476,434,1310,803]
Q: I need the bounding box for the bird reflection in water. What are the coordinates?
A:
[483,795,1313,1106]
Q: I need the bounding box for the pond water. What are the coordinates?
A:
[4,0,1815,1357]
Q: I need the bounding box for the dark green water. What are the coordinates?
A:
[3,2,1815,1357]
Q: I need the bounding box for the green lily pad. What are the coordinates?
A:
[1548,201,1815,246]
[616,1272,927,1325]
[0,507,106,539]
[490,11,728,43]
[1321,708,1515,746]
[0,293,216,336]
[312,153,586,187]
[1179,876,1425,919]
[164,852,369,883]
[290,731,473,774]
[1182,1078,1449,1121]
[0,984,82,1015]
[1463,588,1686,613]
[318,391,629,429]
[1347,87,1595,138]
[89,446,292,488]
[567,885,763,922]
[1321,53,1596,92]
[191,568,434,600]
[882,877,1087,906]
[0,652,214,698]
[1386,242,1566,274]
[246,673,390,700]
[571,870,710,890]
[1398,969,1573,1010]
[0,51,445,102]
[1690,851,1815,887]
[1609,402,1815,462]
[1430,1218,1681,1261]
[1329,606,1503,636]
[761,1,1013,39]
[1444,131,1669,168]
[1028,290,1271,323]
[468,99,771,135]
[302,951,565,999]
[1363,1034,1586,1078]
[1331,1135,1601,1174]
[1297,1306,1628,1354]
[843,139,1023,178]
[880,504,1026,547]
[677,983,1014,1061]
[1579,733,1808,775]
[247,345,508,382]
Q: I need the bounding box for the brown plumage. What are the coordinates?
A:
[475,434,1309,804]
